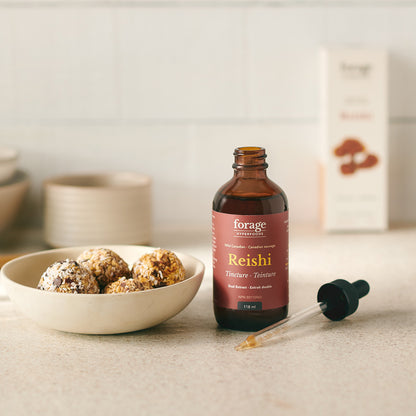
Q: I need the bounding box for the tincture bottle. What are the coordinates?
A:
[212,147,289,331]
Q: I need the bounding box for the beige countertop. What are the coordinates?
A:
[0,225,415,416]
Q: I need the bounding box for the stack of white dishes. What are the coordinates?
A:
[0,147,30,233]
[44,172,152,247]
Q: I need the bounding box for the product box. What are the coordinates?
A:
[320,47,388,231]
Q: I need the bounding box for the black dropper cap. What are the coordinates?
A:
[317,279,370,321]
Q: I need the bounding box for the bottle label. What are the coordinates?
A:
[212,211,288,311]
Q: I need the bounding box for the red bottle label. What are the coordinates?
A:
[212,211,288,311]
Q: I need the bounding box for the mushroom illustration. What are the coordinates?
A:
[334,138,365,157]
[357,154,378,169]
[334,138,378,175]
[340,161,357,175]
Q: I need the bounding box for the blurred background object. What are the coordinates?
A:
[320,48,388,231]
[1,1,415,232]
[0,146,30,234]
[0,170,30,234]
[44,172,151,247]
[0,146,18,183]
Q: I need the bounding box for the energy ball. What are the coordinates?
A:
[131,249,185,289]
[103,277,148,294]
[77,248,130,289]
[38,259,99,294]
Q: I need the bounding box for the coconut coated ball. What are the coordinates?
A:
[131,249,185,289]
[37,259,99,294]
[77,248,130,289]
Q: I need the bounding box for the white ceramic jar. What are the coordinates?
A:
[0,146,18,184]
[44,172,152,247]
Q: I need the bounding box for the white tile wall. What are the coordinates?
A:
[2,8,118,120]
[116,8,246,119]
[246,8,326,120]
[0,1,415,231]
[0,10,16,119]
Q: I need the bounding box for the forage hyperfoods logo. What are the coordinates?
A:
[233,218,267,236]
[334,138,378,175]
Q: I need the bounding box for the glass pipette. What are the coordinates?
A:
[236,279,370,351]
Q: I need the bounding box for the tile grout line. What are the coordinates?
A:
[0,117,416,126]
[0,1,416,9]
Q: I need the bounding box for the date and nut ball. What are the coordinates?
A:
[103,277,148,294]
[76,248,130,289]
[131,249,185,289]
[37,259,100,294]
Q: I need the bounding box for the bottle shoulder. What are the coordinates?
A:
[215,176,286,199]
[213,177,288,215]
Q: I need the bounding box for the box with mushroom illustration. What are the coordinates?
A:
[320,47,388,231]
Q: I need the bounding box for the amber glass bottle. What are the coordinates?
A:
[212,147,288,331]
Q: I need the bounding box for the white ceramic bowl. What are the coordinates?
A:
[0,146,18,183]
[0,170,30,233]
[44,172,152,247]
[1,245,204,334]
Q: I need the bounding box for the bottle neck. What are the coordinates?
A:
[232,147,268,179]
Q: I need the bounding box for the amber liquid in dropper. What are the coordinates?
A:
[212,147,288,331]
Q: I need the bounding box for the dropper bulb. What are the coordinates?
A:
[317,279,370,321]
[353,279,370,298]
